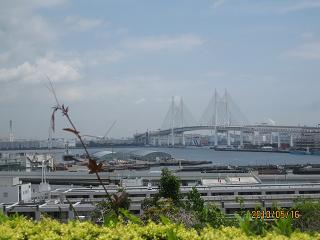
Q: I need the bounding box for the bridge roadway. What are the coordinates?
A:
[135,124,320,138]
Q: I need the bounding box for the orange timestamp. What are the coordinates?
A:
[251,210,301,219]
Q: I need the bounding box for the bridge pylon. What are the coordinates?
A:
[161,96,196,146]
[199,89,249,146]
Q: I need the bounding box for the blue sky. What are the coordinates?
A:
[0,0,320,139]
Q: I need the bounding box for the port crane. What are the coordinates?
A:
[82,120,117,141]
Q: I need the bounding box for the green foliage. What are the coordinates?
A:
[166,228,178,240]
[91,200,113,223]
[185,187,204,213]
[199,204,233,228]
[141,194,160,210]
[273,216,293,237]
[184,188,236,229]
[91,190,131,223]
[0,212,8,223]
[0,214,319,240]
[160,215,172,225]
[159,168,181,203]
[235,196,246,216]
[292,198,320,232]
[119,209,143,225]
[142,198,198,227]
[159,215,178,240]
[236,211,268,236]
[103,211,118,227]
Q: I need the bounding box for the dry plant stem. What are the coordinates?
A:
[47,79,117,213]
[66,199,80,220]
[63,112,115,209]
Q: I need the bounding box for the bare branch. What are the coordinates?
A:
[46,77,117,214]
[46,76,60,107]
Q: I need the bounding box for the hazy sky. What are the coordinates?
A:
[1,0,320,140]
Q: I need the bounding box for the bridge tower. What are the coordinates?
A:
[224,89,231,146]
[162,96,196,147]
[200,89,249,147]
[9,120,14,142]
[214,89,218,146]
[171,96,175,147]
[180,97,185,146]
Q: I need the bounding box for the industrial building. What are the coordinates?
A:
[0,152,54,172]
[2,180,320,220]
[91,149,172,162]
[0,138,75,150]
[0,177,31,203]
[295,131,320,150]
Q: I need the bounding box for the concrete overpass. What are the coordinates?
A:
[134,124,320,147]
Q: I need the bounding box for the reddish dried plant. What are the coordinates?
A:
[46,79,120,213]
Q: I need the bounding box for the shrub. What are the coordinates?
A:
[199,204,234,228]
[292,198,320,232]
[236,211,268,236]
[0,214,319,240]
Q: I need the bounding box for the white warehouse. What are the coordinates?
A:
[0,177,31,203]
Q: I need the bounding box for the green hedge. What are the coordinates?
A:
[1,215,320,240]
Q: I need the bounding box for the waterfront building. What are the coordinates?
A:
[0,152,54,172]
[0,177,31,203]
[2,168,320,220]
[295,132,320,150]
[0,138,69,150]
[2,179,320,220]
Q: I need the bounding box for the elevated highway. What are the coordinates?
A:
[135,125,320,138]
[134,124,320,146]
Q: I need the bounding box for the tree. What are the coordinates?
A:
[185,187,204,213]
[158,168,181,203]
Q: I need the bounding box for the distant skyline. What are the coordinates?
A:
[1,0,320,139]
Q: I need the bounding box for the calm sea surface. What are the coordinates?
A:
[2,147,320,166]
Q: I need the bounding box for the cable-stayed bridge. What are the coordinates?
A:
[135,90,320,147]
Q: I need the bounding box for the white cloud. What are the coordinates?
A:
[0,52,12,64]
[279,0,320,13]
[205,71,225,78]
[0,14,58,51]
[285,41,320,60]
[60,88,83,102]
[124,34,205,51]
[134,98,146,104]
[0,57,81,84]
[64,16,105,32]
[0,0,68,13]
[301,32,315,40]
[212,0,227,9]
[220,1,320,15]
[86,49,126,65]
[0,1,64,67]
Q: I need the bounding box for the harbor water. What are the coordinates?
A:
[2,146,320,166]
